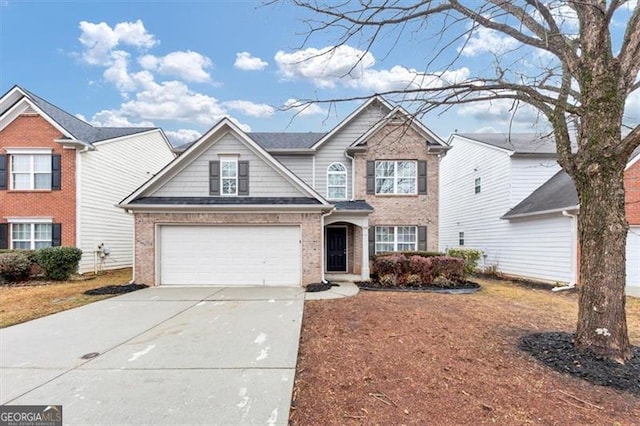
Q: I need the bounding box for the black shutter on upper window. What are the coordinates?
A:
[418,160,427,195]
[0,223,8,249]
[368,226,376,257]
[51,154,62,190]
[238,161,249,196]
[366,161,375,194]
[418,226,427,251]
[209,161,220,195]
[52,223,62,247]
[0,154,8,190]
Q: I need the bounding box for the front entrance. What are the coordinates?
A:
[326,227,347,272]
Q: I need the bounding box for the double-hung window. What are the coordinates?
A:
[11,154,52,190]
[11,223,53,250]
[220,158,238,196]
[327,162,347,199]
[375,161,417,194]
[375,226,417,253]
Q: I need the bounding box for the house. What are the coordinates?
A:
[439,133,640,297]
[0,86,175,273]
[119,96,449,286]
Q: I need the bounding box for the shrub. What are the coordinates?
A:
[405,273,423,286]
[0,252,32,283]
[408,255,436,285]
[446,248,482,277]
[0,249,38,265]
[35,247,83,281]
[373,253,408,276]
[433,256,465,282]
[371,250,443,261]
[378,273,399,287]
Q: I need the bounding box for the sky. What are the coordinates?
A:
[0,1,638,146]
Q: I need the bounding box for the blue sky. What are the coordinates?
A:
[1,1,638,145]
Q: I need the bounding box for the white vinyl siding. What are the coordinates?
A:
[11,154,51,190]
[78,131,174,273]
[154,133,304,197]
[510,157,561,206]
[626,227,640,297]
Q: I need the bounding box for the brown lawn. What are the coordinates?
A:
[290,278,640,425]
[0,268,132,328]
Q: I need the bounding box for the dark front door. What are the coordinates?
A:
[326,227,347,272]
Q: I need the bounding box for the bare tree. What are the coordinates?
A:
[287,0,640,362]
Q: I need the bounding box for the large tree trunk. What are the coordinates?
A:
[573,138,632,363]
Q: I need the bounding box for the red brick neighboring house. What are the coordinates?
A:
[0,86,175,273]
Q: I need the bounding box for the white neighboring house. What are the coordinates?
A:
[439,132,640,297]
[0,85,176,273]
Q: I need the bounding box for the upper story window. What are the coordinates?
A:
[11,154,52,190]
[327,162,347,199]
[474,177,481,194]
[459,231,465,246]
[375,161,417,195]
[220,158,238,196]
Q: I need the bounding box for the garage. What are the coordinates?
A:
[158,225,302,286]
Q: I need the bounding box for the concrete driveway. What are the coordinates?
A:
[0,286,305,425]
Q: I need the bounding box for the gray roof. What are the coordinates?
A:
[18,87,156,144]
[458,133,558,155]
[502,170,578,219]
[334,200,374,211]
[129,196,322,205]
[248,132,326,150]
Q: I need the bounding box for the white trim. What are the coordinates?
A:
[627,151,640,170]
[5,217,53,223]
[326,162,348,200]
[76,149,82,256]
[120,204,332,213]
[0,94,76,142]
[5,148,52,155]
[374,225,418,253]
[325,225,348,273]
[220,157,239,196]
[501,205,580,220]
[91,128,169,147]
[374,160,418,195]
[446,134,515,155]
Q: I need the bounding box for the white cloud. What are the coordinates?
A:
[624,88,639,127]
[284,99,327,116]
[165,129,202,146]
[459,26,520,57]
[234,52,268,71]
[139,51,212,82]
[457,98,541,126]
[350,66,470,92]
[78,20,156,66]
[224,100,275,117]
[275,45,375,88]
[88,109,155,127]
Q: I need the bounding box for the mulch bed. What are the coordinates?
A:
[357,280,481,293]
[519,332,640,395]
[84,284,148,295]
[306,282,339,292]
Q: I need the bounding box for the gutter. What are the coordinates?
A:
[117,204,331,213]
[501,205,580,220]
[344,151,356,201]
[320,207,336,282]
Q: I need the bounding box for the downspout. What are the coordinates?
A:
[344,152,356,201]
[553,210,578,291]
[320,207,336,283]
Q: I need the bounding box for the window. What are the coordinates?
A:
[474,177,481,194]
[375,161,417,194]
[220,158,238,195]
[327,162,347,199]
[459,232,465,246]
[12,223,52,249]
[375,226,417,253]
[11,154,51,190]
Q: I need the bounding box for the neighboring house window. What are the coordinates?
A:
[375,161,417,194]
[11,154,51,190]
[375,226,417,253]
[11,223,52,249]
[459,232,465,246]
[474,177,481,194]
[327,162,347,199]
[221,158,238,195]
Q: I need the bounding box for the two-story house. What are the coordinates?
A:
[119,96,449,286]
[439,132,640,297]
[0,86,175,273]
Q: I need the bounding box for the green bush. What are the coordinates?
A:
[446,248,482,277]
[0,249,38,265]
[0,252,32,283]
[35,247,83,281]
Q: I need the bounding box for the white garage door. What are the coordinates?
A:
[159,225,301,286]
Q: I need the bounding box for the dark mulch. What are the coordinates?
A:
[357,279,481,292]
[306,282,339,292]
[84,283,148,295]
[519,332,640,395]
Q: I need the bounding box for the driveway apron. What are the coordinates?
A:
[0,286,306,425]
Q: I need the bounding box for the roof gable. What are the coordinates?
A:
[453,133,558,155]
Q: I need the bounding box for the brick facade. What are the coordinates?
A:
[625,160,640,225]
[353,123,441,252]
[0,114,76,246]
[134,212,323,286]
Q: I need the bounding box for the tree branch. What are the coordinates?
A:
[619,3,640,90]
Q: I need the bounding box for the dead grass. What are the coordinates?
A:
[0,268,132,328]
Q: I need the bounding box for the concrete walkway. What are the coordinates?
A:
[0,286,305,425]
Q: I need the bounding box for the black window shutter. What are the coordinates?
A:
[368,226,376,256]
[418,226,427,251]
[209,161,220,195]
[51,154,61,190]
[0,154,7,190]
[52,223,62,247]
[238,161,249,196]
[418,160,427,195]
[0,223,8,249]
[366,161,375,194]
